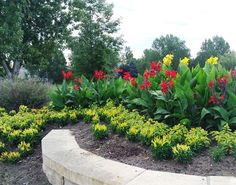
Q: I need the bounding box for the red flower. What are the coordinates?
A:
[209,96,216,104]
[73,84,80,91]
[150,61,161,72]
[231,69,236,80]
[166,70,177,79]
[218,94,225,100]
[62,70,73,80]
[131,78,137,86]
[94,70,105,80]
[216,76,228,87]
[74,77,82,84]
[143,70,156,79]
[160,81,168,94]
[160,81,174,94]
[208,81,214,89]
[123,72,132,81]
[114,69,123,73]
[140,80,152,90]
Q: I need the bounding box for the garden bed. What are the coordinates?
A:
[69,122,236,177]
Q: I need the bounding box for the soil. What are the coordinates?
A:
[69,122,236,177]
[0,122,235,185]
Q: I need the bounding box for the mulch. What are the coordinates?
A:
[0,121,235,185]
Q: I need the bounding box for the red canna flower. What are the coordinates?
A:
[131,78,137,86]
[160,81,174,94]
[150,61,161,72]
[62,70,73,80]
[208,81,214,89]
[209,96,216,104]
[166,70,177,79]
[140,80,152,90]
[123,72,132,81]
[230,69,236,80]
[143,70,156,79]
[160,81,168,94]
[94,70,105,80]
[218,94,225,100]
[114,68,123,73]
[73,84,80,91]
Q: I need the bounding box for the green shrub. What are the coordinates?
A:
[172,144,193,164]
[0,141,5,152]
[0,78,51,110]
[92,123,108,140]
[18,141,31,156]
[0,151,21,163]
[151,136,172,160]
[185,128,210,152]
[210,146,226,162]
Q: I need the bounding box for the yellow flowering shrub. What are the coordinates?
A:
[18,141,31,156]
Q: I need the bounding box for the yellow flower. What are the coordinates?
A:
[207,56,218,65]
[163,54,174,66]
[180,57,190,66]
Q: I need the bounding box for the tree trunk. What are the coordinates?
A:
[2,61,12,78]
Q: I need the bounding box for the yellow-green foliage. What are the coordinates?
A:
[0,105,81,163]
[0,151,21,163]
[151,136,172,160]
[166,124,188,145]
[185,128,210,152]
[211,124,236,154]
[172,144,193,164]
[18,141,31,156]
[92,123,108,139]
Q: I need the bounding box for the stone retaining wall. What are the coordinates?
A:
[42,130,236,185]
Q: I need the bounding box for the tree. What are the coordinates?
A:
[195,36,230,67]
[220,51,236,70]
[0,0,71,78]
[71,0,122,78]
[152,34,190,69]
[136,49,158,74]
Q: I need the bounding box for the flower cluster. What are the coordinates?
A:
[163,54,174,66]
[140,80,152,90]
[165,70,177,79]
[94,70,105,80]
[62,70,73,80]
[207,56,218,65]
[150,61,161,72]
[160,81,174,94]
[180,57,190,66]
[230,69,236,80]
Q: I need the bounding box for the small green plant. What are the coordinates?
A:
[0,142,5,152]
[92,123,108,140]
[18,141,31,156]
[127,126,140,141]
[116,122,129,135]
[210,146,226,162]
[185,127,210,152]
[151,136,172,160]
[172,144,193,164]
[0,151,21,163]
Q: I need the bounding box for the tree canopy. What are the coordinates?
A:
[195,36,230,67]
[70,0,122,78]
[152,34,191,69]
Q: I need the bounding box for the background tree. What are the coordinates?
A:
[194,36,230,67]
[152,34,190,69]
[136,49,158,74]
[220,51,236,70]
[71,0,122,78]
[0,0,71,79]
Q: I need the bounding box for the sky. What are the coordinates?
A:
[107,0,236,58]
